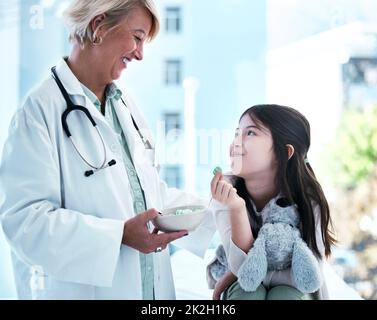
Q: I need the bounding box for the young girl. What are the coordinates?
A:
[207,104,336,300]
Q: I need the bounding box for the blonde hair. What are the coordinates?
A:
[63,0,159,45]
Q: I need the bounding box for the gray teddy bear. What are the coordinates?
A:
[209,199,322,294]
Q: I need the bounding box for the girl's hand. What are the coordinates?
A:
[213,271,237,300]
[211,172,245,211]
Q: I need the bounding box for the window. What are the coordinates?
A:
[163,112,181,134]
[163,166,182,188]
[0,1,19,30]
[165,7,181,33]
[165,59,182,85]
[342,57,377,108]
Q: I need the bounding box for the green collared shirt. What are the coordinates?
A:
[81,83,155,300]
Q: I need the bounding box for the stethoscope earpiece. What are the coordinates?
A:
[84,159,117,177]
[84,170,94,177]
[108,159,116,167]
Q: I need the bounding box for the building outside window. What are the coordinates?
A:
[165,59,182,85]
[163,112,181,134]
[165,7,181,33]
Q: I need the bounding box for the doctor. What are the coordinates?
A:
[0,0,214,299]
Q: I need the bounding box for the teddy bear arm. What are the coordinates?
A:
[237,234,268,292]
[291,238,323,294]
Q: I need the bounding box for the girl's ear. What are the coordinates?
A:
[286,144,295,160]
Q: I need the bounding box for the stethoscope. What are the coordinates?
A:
[51,66,153,177]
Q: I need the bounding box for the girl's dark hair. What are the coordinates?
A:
[235,104,336,258]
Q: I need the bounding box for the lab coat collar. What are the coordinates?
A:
[54,58,110,129]
[55,57,86,98]
[113,94,155,152]
[112,97,138,157]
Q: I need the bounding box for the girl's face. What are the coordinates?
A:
[230,114,277,178]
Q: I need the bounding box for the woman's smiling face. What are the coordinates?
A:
[230,113,277,178]
[93,6,152,82]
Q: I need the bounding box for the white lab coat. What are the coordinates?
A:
[0,58,215,300]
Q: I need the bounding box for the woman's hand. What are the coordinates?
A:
[211,172,245,211]
[213,271,237,300]
[122,209,188,254]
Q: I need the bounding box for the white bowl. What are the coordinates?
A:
[152,205,207,232]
